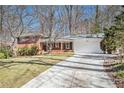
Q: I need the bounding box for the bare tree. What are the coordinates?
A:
[33,6,47,35]
[34,6,58,53]
[1,5,120,55]
[65,5,73,35]
[64,5,86,35]
[95,6,121,33]
[4,6,34,56]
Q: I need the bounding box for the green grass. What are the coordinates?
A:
[114,71,124,78]
[113,63,124,78]
[0,52,73,88]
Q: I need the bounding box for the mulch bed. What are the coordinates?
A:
[103,59,124,88]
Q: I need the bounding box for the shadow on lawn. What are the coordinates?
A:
[0,54,114,72]
[0,54,117,88]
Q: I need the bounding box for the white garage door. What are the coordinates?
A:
[73,38,103,54]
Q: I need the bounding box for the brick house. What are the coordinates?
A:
[0,40,11,48]
[16,33,73,54]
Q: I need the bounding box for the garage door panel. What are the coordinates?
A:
[74,38,103,54]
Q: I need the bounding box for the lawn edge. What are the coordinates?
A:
[103,59,124,88]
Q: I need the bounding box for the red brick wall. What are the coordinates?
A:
[16,37,42,54]
[16,38,73,55]
[16,43,36,48]
[50,49,73,54]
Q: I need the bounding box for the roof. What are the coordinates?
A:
[36,33,104,42]
[41,38,73,42]
[62,33,104,40]
[17,32,104,42]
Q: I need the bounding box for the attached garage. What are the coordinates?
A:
[73,37,103,54]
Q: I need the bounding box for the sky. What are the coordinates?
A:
[26,6,96,20]
[26,5,96,18]
[20,5,97,32]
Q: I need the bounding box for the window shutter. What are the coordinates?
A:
[70,42,72,49]
[63,43,65,49]
[59,43,61,49]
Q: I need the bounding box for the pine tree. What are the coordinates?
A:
[114,6,124,62]
[100,6,124,54]
[100,26,116,54]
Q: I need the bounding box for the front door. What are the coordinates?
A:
[42,43,47,51]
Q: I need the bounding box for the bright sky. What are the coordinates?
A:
[24,5,97,32]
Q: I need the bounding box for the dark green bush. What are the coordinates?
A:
[100,27,117,54]
[30,46,38,55]
[17,46,38,56]
[100,38,106,54]
[100,37,116,54]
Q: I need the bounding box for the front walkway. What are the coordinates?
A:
[22,53,116,88]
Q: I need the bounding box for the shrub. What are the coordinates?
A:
[30,46,38,55]
[100,37,116,54]
[0,52,6,59]
[17,46,38,56]
[100,27,117,54]
[100,38,106,54]
[114,71,124,78]
[0,46,12,58]
[17,48,26,56]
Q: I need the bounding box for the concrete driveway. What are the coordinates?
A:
[22,53,116,88]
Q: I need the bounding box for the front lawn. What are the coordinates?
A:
[113,63,124,78]
[0,52,73,88]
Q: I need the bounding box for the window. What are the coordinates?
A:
[65,43,70,49]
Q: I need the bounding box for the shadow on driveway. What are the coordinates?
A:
[0,54,115,72]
